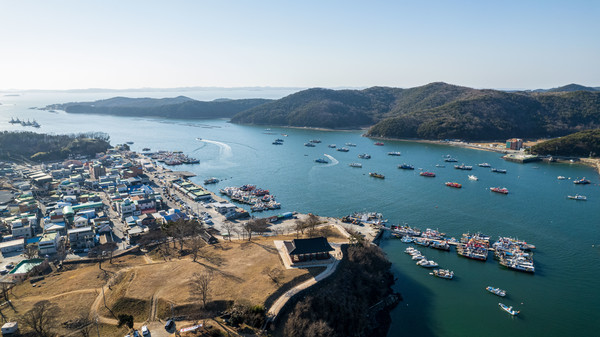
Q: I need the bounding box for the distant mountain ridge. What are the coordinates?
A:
[232,82,600,140]
[534,83,600,93]
[46,82,600,141]
[45,96,271,119]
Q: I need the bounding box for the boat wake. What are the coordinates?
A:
[323,154,339,167]
[197,138,233,159]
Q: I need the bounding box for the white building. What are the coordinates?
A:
[38,233,60,255]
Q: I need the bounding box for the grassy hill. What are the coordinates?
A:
[530,128,600,157]
[46,96,271,119]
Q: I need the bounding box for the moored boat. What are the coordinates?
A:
[445,182,462,188]
[374,142,384,146]
[478,163,491,167]
[444,157,458,162]
[498,303,520,316]
[490,187,509,194]
[398,164,414,170]
[416,259,438,268]
[337,147,349,152]
[328,144,337,148]
[345,142,357,147]
[369,172,385,179]
[315,158,329,164]
[204,177,219,184]
[468,175,478,181]
[431,269,454,279]
[400,236,413,243]
[491,168,507,174]
[358,153,371,159]
[454,164,473,170]
[349,163,362,168]
[304,142,316,147]
[387,151,402,156]
[557,176,566,180]
[573,178,591,184]
[567,194,587,201]
[420,171,435,177]
[486,286,506,297]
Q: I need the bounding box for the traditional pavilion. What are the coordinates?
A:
[283,237,334,263]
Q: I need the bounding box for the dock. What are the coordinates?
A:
[502,154,540,163]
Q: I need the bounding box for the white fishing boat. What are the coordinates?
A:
[498,303,519,316]
[486,286,506,297]
[416,259,438,268]
[468,175,478,181]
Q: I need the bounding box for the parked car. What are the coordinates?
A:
[165,319,174,330]
[0,270,8,275]
[5,264,14,270]
[141,325,149,336]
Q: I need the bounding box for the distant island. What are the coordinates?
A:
[46,82,600,141]
[44,96,271,119]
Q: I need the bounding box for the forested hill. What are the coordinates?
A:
[45,83,600,140]
[45,96,271,119]
[231,82,600,140]
[366,90,600,140]
[230,83,480,128]
[530,128,600,157]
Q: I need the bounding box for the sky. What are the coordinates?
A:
[1,0,599,90]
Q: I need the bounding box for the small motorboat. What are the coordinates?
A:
[567,194,587,201]
[468,175,478,181]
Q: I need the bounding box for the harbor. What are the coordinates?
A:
[1,98,599,337]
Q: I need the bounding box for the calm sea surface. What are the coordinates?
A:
[1,91,599,336]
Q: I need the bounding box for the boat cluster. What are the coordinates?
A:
[150,151,199,165]
[9,117,40,128]
[391,225,537,274]
[404,247,451,279]
[493,237,536,273]
[219,184,281,212]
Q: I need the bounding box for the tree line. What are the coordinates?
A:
[0,131,111,162]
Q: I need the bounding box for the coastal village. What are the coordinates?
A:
[0,145,386,336]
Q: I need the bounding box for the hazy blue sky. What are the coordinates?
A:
[1,0,598,90]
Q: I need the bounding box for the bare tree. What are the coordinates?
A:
[1,283,11,302]
[294,219,306,238]
[222,222,236,241]
[188,235,205,262]
[55,239,68,264]
[306,214,320,237]
[243,218,270,241]
[24,244,38,259]
[190,270,213,308]
[262,267,283,285]
[21,300,60,337]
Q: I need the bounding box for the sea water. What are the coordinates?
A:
[1,91,598,337]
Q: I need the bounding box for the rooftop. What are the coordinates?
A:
[286,237,334,255]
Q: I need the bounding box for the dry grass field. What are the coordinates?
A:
[4,226,348,336]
